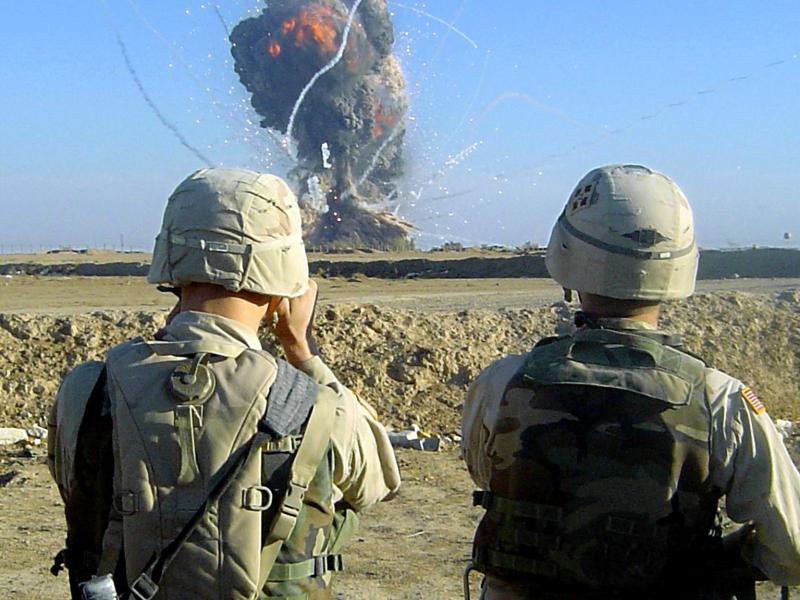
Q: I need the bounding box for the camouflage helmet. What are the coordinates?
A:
[546,164,698,301]
[148,168,309,298]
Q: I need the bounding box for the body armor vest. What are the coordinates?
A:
[102,338,344,600]
[472,327,721,595]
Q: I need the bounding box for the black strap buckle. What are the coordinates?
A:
[113,491,140,516]
[129,572,159,600]
[473,490,490,508]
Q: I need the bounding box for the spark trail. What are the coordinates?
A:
[213,4,231,36]
[283,0,366,155]
[122,0,269,156]
[389,2,478,49]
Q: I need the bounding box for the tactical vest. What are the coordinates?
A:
[471,327,721,595]
[51,336,353,600]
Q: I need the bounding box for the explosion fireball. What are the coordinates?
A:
[230,0,412,249]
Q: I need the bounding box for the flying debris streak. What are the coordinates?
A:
[111,32,215,167]
[442,49,492,150]
[478,92,608,136]
[121,0,267,155]
[213,4,231,36]
[389,2,478,49]
[426,0,469,65]
[351,121,405,196]
[486,48,800,195]
[409,142,483,207]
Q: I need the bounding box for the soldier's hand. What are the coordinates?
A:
[272,279,318,366]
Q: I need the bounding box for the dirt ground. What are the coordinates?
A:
[1,265,799,599]
[2,273,799,315]
[1,446,795,599]
[0,447,483,600]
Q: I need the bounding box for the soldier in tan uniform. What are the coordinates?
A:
[48,168,400,599]
[462,164,800,599]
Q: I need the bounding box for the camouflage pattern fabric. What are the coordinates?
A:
[262,447,342,599]
[472,327,722,595]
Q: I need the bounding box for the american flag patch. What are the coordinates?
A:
[741,386,766,415]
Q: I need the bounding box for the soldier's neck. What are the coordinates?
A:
[179,283,268,334]
[578,292,661,328]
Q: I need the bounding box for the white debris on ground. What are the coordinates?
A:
[0,426,47,446]
[389,424,441,451]
[776,419,794,439]
[0,428,28,446]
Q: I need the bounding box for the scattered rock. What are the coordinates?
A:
[0,469,20,487]
[0,428,27,446]
[26,426,47,440]
[776,419,795,440]
[777,289,800,304]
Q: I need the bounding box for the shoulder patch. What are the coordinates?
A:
[741,386,766,415]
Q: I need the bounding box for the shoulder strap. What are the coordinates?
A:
[49,361,107,488]
[521,328,707,406]
[257,387,338,590]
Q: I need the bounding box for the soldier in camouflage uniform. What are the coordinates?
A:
[48,168,401,600]
[462,164,800,599]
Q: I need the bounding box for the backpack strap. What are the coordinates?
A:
[521,328,707,406]
[48,361,107,492]
[257,387,337,591]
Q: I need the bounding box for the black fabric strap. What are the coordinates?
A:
[262,360,317,438]
[558,212,696,261]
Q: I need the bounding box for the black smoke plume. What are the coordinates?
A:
[230,0,412,249]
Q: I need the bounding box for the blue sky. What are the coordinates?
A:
[1,1,798,250]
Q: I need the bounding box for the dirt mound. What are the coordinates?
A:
[2,248,799,280]
[1,291,799,434]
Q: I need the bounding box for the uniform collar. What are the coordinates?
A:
[576,312,682,346]
[151,311,263,358]
[595,316,658,331]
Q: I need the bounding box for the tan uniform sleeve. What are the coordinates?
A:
[706,368,800,585]
[297,355,401,512]
[462,355,527,490]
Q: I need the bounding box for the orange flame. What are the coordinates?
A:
[267,40,282,58]
[281,17,297,35]
[371,97,400,138]
[280,5,341,55]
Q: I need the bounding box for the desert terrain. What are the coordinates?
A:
[1,249,799,599]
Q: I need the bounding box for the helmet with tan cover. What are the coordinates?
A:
[148,168,309,298]
[546,164,698,301]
